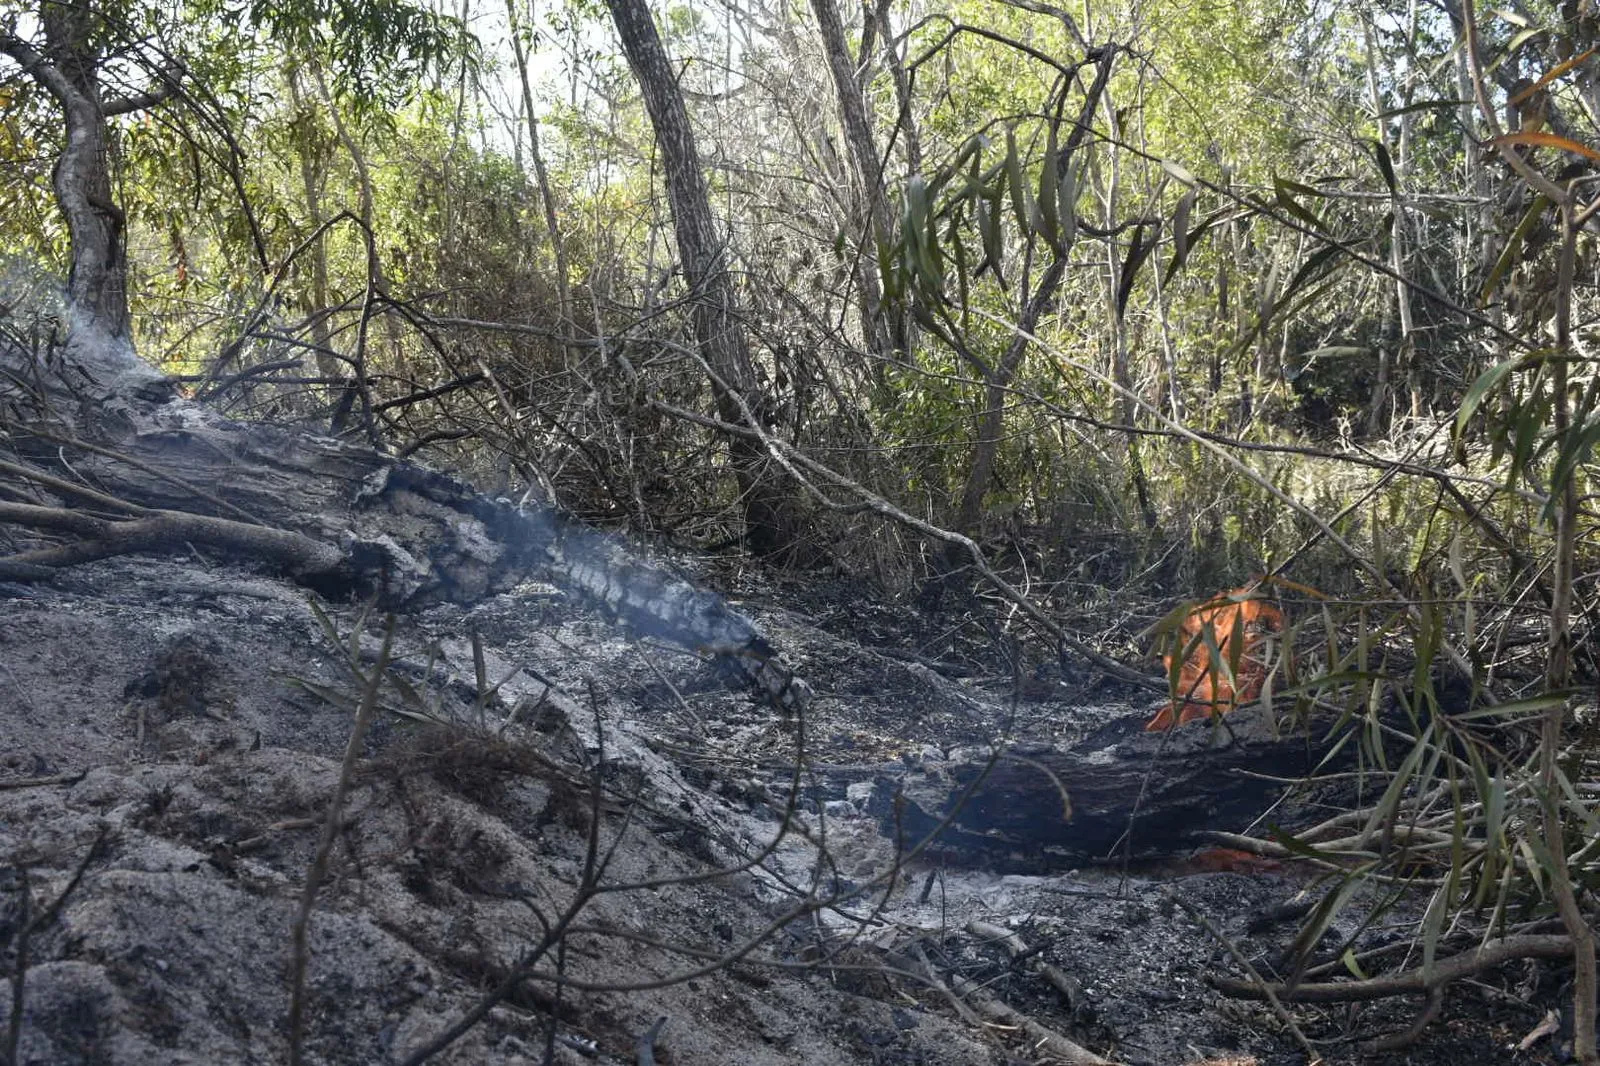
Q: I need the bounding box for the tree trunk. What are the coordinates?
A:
[951,48,1115,536]
[506,0,576,349]
[606,0,810,560]
[3,4,128,342]
[311,65,400,444]
[953,258,1066,533]
[809,0,894,358]
[285,67,342,384]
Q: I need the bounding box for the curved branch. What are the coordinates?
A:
[103,60,185,116]
[0,34,78,107]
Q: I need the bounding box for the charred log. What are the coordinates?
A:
[0,335,808,712]
[876,700,1361,867]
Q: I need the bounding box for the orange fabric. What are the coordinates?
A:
[1146,588,1284,731]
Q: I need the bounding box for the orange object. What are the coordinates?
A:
[1146,587,1284,731]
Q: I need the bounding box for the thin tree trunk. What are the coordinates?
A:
[954,258,1064,533]
[506,0,576,347]
[1543,200,1597,1066]
[952,48,1114,535]
[877,0,920,181]
[1150,219,1187,423]
[311,66,395,443]
[810,0,893,357]
[285,67,340,383]
[1362,14,1415,435]
[311,67,400,358]
[1097,74,1155,528]
[606,0,809,559]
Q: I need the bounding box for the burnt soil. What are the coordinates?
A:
[0,550,1582,1066]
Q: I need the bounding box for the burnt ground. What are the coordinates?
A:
[0,548,1582,1066]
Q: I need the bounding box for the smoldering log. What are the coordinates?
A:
[0,331,807,711]
[875,700,1360,867]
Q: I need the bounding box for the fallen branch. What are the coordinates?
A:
[1363,986,1443,1053]
[945,969,1114,1065]
[1212,934,1575,1002]
[1168,894,1323,1065]
[967,920,1081,1009]
[0,772,87,791]
[0,501,343,579]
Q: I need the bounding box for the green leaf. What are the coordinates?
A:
[1006,128,1034,238]
[1278,245,1343,308]
[1481,195,1551,304]
[1455,692,1571,721]
[1455,356,1522,439]
[1056,162,1078,255]
[878,236,902,301]
[1545,414,1600,519]
[1286,865,1376,973]
[1420,881,1449,983]
[1362,728,1428,842]
[980,188,1006,286]
[1277,176,1328,200]
[950,209,970,322]
[1266,825,1335,861]
[964,144,984,202]
[1274,177,1329,235]
[902,175,943,295]
[1504,26,1542,55]
[1371,139,1397,196]
[925,203,946,286]
[1472,761,1505,910]
[1160,158,1197,186]
[1169,189,1194,276]
[1037,122,1060,246]
[289,677,358,713]
[1507,395,1549,498]
[1166,207,1229,282]
[385,668,428,712]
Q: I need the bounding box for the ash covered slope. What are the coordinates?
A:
[0,557,1550,1066]
[0,557,995,1066]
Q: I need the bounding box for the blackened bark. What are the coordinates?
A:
[0,337,810,713]
[879,701,1358,867]
[606,0,811,561]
